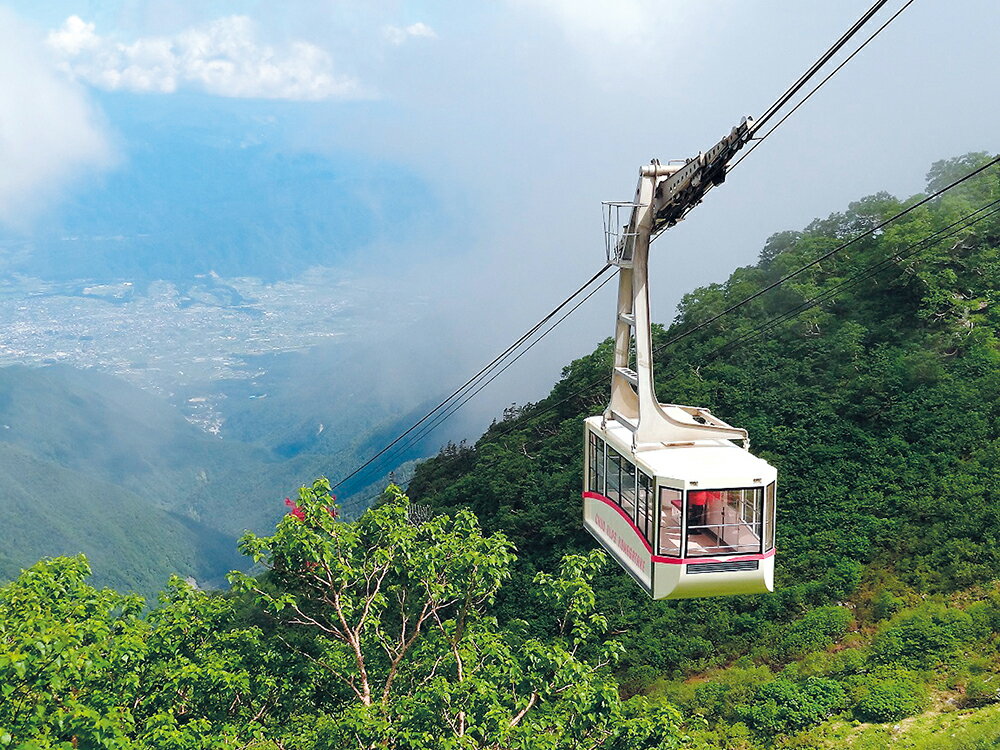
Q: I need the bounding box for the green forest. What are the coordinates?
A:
[3,153,1000,748]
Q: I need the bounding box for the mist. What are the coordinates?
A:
[309,0,1000,451]
[0,7,112,228]
[1,0,999,470]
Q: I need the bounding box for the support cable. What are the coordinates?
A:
[332,131,997,513]
[730,0,917,173]
[752,0,892,134]
[357,0,919,487]
[339,271,619,503]
[330,262,614,491]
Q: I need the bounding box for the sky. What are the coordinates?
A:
[1,0,998,430]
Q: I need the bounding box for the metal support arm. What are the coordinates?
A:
[604,118,754,450]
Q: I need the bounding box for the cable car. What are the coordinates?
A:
[583,121,777,599]
[583,416,776,599]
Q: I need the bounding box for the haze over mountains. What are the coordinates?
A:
[0,93,439,283]
[0,95,476,587]
[0,353,466,593]
[0,92,480,594]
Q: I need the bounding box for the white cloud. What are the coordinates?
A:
[0,8,112,227]
[516,0,653,44]
[47,15,366,101]
[383,22,438,46]
[506,0,708,70]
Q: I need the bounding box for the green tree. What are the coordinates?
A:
[0,555,147,749]
[231,479,687,748]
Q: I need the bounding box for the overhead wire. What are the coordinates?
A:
[650,0,914,243]
[687,198,1000,366]
[729,0,917,172]
[652,156,1000,354]
[751,0,891,134]
[336,271,619,511]
[328,0,929,509]
[329,262,615,492]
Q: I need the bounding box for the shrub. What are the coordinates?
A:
[872,590,904,621]
[869,604,974,669]
[691,665,774,721]
[778,606,853,659]
[852,674,926,722]
[734,677,846,735]
[618,664,660,697]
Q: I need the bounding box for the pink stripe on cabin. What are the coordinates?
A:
[583,491,776,566]
[583,491,652,553]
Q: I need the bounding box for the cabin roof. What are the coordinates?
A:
[586,416,777,487]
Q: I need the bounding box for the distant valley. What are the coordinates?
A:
[0,343,468,594]
[0,94,475,595]
[0,268,373,430]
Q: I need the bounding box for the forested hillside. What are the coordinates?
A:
[406,153,1000,745]
[3,154,1000,748]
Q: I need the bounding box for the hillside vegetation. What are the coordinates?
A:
[405,153,1000,744]
[2,154,999,748]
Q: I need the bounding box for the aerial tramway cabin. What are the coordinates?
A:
[583,119,777,599]
[583,415,776,599]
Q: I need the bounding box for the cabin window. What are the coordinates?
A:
[588,433,603,495]
[686,488,763,557]
[658,487,682,556]
[764,482,776,552]
[606,447,622,505]
[620,459,637,520]
[637,471,653,545]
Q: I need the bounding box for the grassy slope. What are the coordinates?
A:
[809,703,1000,749]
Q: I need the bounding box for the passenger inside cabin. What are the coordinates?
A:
[686,490,731,555]
[687,490,719,528]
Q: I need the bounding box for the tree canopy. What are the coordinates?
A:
[0,482,687,749]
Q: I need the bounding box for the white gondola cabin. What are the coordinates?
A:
[584,121,777,599]
[583,416,776,599]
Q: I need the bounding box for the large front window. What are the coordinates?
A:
[685,488,763,557]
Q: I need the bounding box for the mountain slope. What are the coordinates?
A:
[0,442,241,592]
[0,364,288,531]
[0,358,460,594]
[405,153,1000,742]
[0,364,313,593]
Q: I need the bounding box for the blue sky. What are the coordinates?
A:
[1,1,998,409]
